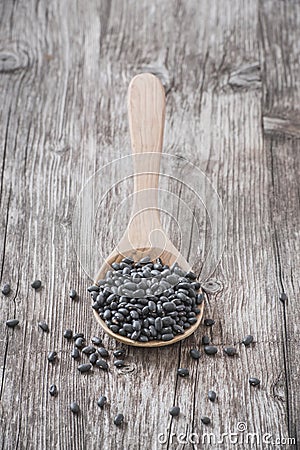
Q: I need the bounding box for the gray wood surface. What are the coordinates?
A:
[0,1,299,449]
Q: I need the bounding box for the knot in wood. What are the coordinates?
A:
[0,42,31,73]
[201,278,223,294]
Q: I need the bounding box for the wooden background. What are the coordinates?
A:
[0,1,299,449]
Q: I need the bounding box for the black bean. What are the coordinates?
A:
[89,353,98,364]
[38,321,49,332]
[132,320,141,331]
[88,285,100,293]
[223,346,237,356]
[188,317,197,324]
[162,317,173,327]
[122,257,134,264]
[177,368,189,377]
[249,377,260,386]
[64,329,73,339]
[114,359,125,368]
[123,323,133,333]
[202,335,210,345]
[110,323,120,333]
[96,359,108,370]
[118,308,129,316]
[75,337,85,348]
[97,395,107,408]
[69,289,77,299]
[77,363,92,373]
[161,333,174,341]
[131,331,140,340]
[208,390,216,402]
[71,348,80,359]
[196,293,204,304]
[91,336,102,345]
[190,348,201,359]
[185,271,197,280]
[192,282,201,290]
[139,256,151,264]
[111,262,120,270]
[113,349,125,358]
[73,332,84,340]
[31,280,42,290]
[169,406,180,417]
[138,335,149,342]
[204,346,218,355]
[82,346,96,355]
[201,416,210,425]
[6,319,19,328]
[103,310,111,320]
[2,283,11,295]
[163,302,176,312]
[149,325,157,337]
[97,347,109,358]
[173,324,184,334]
[114,413,124,425]
[70,402,80,414]
[204,318,215,326]
[279,292,287,302]
[47,351,57,362]
[242,335,254,346]
[49,384,58,397]
[155,317,162,331]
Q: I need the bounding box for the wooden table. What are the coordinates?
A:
[0,1,299,449]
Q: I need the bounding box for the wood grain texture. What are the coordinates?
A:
[0,1,299,449]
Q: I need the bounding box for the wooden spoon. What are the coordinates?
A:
[93,73,204,347]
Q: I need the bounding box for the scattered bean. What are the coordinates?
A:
[71,348,80,359]
[75,337,85,348]
[223,347,237,356]
[47,351,57,362]
[190,348,201,360]
[64,329,73,339]
[38,321,49,332]
[96,359,108,370]
[69,289,77,300]
[204,346,218,355]
[249,377,260,386]
[49,384,58,397]
[114,413,124,425]
[77,363,92,373]
[82,346,96,355]
[242,335,254,346]
[204,319,215,327]
[114,359,125,368]
[97,347,109,358]
[177,368,189,377]
[97,396,107,408]
[91,336,102,346]
[208,390,216,402]
[2,284,11,295]
[6,319,19,328]
[70,402,80,414]
[201,416,211,425]
[201,335,210,345]
[31,280,42,290]
[279,292,287,302]
[169,406,180,417]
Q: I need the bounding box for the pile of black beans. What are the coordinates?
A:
[89,256,203,342]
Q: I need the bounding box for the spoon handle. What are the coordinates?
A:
[126,73,166,249]
[128,73,165,193]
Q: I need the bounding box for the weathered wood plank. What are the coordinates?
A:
[259,0,300,445]
[0,0,299,449]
